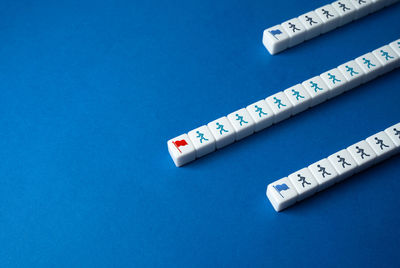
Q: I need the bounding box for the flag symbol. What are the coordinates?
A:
[172,139,188,153]
[269,29,282,40]
[273,183,289,198]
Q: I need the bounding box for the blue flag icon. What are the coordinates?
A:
[273,183,289,198]
[269,29,282,40]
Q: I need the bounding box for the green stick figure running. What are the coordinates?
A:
[380,50,394,61]
[309,81,322,92]
[291,89,304,100]
[216,122,228,135]
[328,73,341,84]
[254,105,267,117]
[273,97,286,109]
[196,131,208,143]
[235,114,248,126]
[345,65,358,76]
[362,57,375,69]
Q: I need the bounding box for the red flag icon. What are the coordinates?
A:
[172,139,188,153]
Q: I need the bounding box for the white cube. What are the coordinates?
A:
[288,168,319,201]
[315,4,341,33]
[207,116,236,149]
[320,68,350,98]
[332,0,358,26]
[384,122,400,153]
[308,158,339,191]
[366,131,396,162]
[355,52,384,83]
[347,140,377,172]
[283,84,312,115]
[188,125,216,158]
[266,177,298,212]
[281,18,307,47]
[302,76,330,106]
[246,99,274,132]
[328,149,358,181]
[167,134,196,167]
[262,25,290,55]
[298,11,324,40]
[337,60,365,89]
[227,108,255,141]
[372,45,400,73]
[265,92,293,123]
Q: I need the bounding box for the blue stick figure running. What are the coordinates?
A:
[235,114,248,126]
[309,81,322,92]
[291,89,304,100]
[380,50,394,61]
[362,57,375,69]
[196,131,208,143]
[345,65,358,76]
[328,73,341,84]
[273,97,286,109]
[216,122,228,135]
[254,105,267,117]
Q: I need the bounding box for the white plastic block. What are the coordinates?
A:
[328,149,358,181]
[366,131,396,162]
[281,18,307,47]
[337,60,365,88]
[265,92,293,123]
[227,108,255,140]
[372,45,400,72]
[246,100,274,132]
[320,68,349,98]
[355,52,384,83]
[288,168,319,201]
[385,122,400,153]
[168,134,196,167]
[350,0,374,19]
[302,76,330,106]
[332,0,358,26]
[207,116,236,149]
[315,4,341,33]
[308,158,339,191]
[298,11,324,40]
[347,140,377,172]
[266,177,298,212]
[262,25,290,55]
[283,84,312,115]
[389,39,400,58]
[188,125,216,158]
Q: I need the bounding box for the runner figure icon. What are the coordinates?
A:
[309,81,323,92]
[254,105,267,117]
[235,114,248,126]
[297,174,311,187]
[380,50,394,61]
[328,73,341,84]
[305,15,317,25]
[317,164,331,178]
[322,9,334,18]
[394,128,400,139]
[356,146,370,159]
[288,22,300,32]
[216,122,228,135]
[196,131,208,143]
[273,97,286,109]
[291,89,304,100]
[337,155,351,168]
[345,65,358,76]
[375,137,388,150]
[362,57,376,69]
[338,2,350,11]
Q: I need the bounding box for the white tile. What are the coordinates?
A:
[385,122,400,153]
[332,0,358,26]
[389,39,400,58]
[281,18,307,47]
[283,84,312,115]
[372,45,400,72]
[188,125,216,158]
[320,68,350,98]
[262,25,290,55]
[366,131,397,162]
[355,52,384,83]
[246,100,274,132]
[328,149,358,181]
[288,168,319,201]
[308,158,339,191]
[265,92,293,123]
[315,5,341,33]
[337,60,365,89]
[298,11,324,40]
[266,177,298,212]
[302,76,330,106]
[167,134,196,167]
[227,108,255,140]
[371,0,386,11]
[347,140,377,172]
[350,0,374,19]
[207,116,236,149]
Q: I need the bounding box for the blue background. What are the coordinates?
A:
[0,0,399,267]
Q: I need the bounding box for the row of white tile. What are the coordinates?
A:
[263,0,399,55]
[267,122,400,212]
[168,39,400,167]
